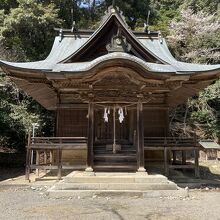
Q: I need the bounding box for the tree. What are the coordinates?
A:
[103,0,151,30]
[180,0,220,14]
[0,72,55,151]
[168,9,220,140]
[188,80,220,140]
[0,0,62,61]
[0,0,18,13]
[168,8,220,64]
[0,0,59,151]
[149,0,182,34]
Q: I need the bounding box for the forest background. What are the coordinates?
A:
[0,0,219,152]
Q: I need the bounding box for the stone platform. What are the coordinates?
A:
[48,171,188,198]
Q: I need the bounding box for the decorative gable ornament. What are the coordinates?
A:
[106,35,131,53]
[100,5,129,29]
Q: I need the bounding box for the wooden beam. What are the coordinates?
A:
[57,104,88,109]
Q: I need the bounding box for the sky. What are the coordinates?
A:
[77,0,105,9]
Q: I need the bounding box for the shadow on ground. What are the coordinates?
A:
[0,152,25,181]
[146,160,220,189]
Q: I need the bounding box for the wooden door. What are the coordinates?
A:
[94,108,130,145]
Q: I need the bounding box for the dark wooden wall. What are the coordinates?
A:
[56,109,88,137]
[143,109,168,137]
[56,107,169,138]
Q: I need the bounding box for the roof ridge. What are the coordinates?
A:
[100,5,129,28]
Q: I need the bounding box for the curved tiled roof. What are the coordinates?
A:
[0,6,219,76]
[1,36,219,76]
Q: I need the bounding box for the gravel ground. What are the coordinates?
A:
[0,160,220,220]
[0,183,220,220]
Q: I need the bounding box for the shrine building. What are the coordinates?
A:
[0,6,220,180]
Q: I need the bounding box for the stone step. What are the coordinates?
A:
[53,182,178,191]
[64,176,170,184]
[48,172,181,197]
[48,188,188,199]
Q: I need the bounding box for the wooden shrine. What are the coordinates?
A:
[0,6,220,180]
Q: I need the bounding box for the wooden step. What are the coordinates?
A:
[93,164,137,172]
[94,154,136,160]
[94,149,136,153]
[94,145,135,150]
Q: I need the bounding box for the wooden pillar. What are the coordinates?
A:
[172,151,177,164]
[25,132,31,181]
[36,150,40,177]
[57,138,62,180]
[113,105,116,154]
[57,148,62,180]
[137,102,146,173]
[182,151,187,165]
[194,148,200,178]
[164,147,169,176]
[44,151,47,165]
[49,151,53,164]
[86,102,94,172]
[129,110,134,143]
[25,149,31,181]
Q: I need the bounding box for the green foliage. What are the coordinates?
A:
[0,73,55,151]
[150,0,182,34]
[0,74,28,150]
[0,10,6,27]
[188,80,220,139]
[102,0,151,30]
[0,0,62,61]
[180,0,220,13]
[43,0,78,28]
[0,0,18,13]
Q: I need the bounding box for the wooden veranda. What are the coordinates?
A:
[25,136,200,180]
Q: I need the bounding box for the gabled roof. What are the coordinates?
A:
[0,5,219,109]
[1,35,219,75]
[59,6,166,64]
[0,4,219,76]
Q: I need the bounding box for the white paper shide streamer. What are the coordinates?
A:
[103,107,125,123]
[103,107,110,123]
[118,107,124,123]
